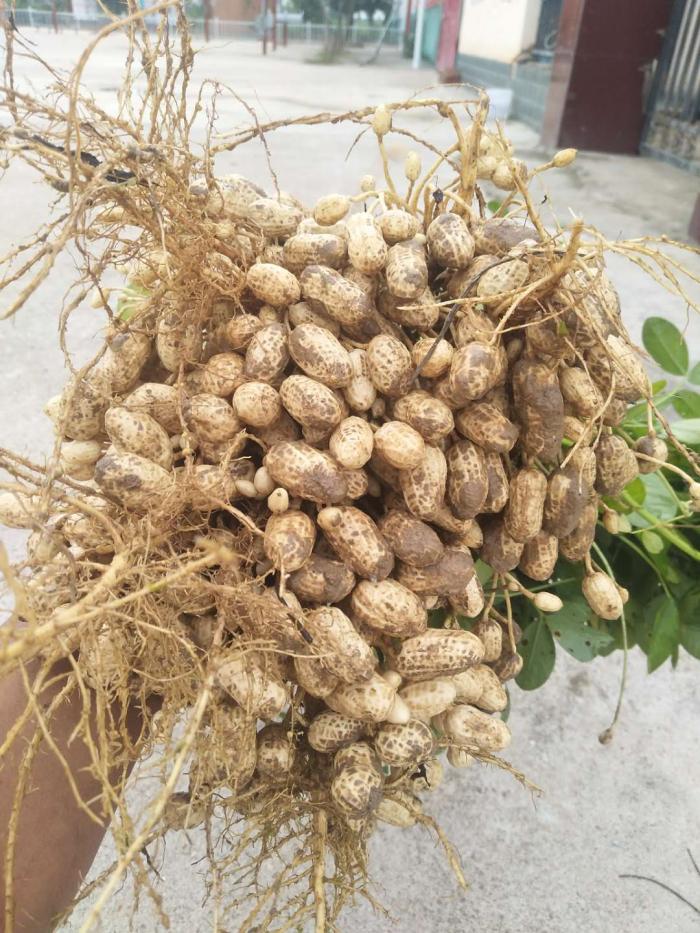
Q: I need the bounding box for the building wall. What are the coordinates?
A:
[458,0,542,62]
[455,52,552,131]
[211,0,258,21]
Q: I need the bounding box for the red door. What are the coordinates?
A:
[436,0,460,74]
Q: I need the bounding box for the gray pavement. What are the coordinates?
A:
[0,29,699,933]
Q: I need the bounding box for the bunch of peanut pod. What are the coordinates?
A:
[1,8,698,930]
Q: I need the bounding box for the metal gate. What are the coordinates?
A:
[641,0,700,173]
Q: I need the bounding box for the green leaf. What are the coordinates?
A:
[689,362,700,385]
[544,596,615,661]
[669,418,700,446]
[640,530,664,554]
[624,476,647,506]
[474,559,493,587]
[628,473,678,528]
[672,389,700,419]
[642,317,689,375]
[516,617,556,690]
[680,626,700,659]
[647,599,680,672]
[117,283,151,322]
[487,199,502,214]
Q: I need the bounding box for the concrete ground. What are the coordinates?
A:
[1,29,699,933]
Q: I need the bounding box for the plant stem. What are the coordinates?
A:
[592,543,628,742]
[621,492,700,561]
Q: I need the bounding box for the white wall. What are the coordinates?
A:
[458,0,543,62]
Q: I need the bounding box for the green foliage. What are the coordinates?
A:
[516,616,555,690]
[508,324,700,687]
[642,316,689,376]
[117,283,150,322]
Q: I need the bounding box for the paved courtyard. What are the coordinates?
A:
[0,27,699,933]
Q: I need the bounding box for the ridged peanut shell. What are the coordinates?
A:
[187,464,237,511]
[512,358,564,462]
[288,300,341,336]
[482,452,510,513]
[244,323,290,383]
[480,517,524,573]
[492,652,523,682]
[350,579,427,637]
[442,705,511,751]
[246,263,300,307]
[331,765,383,816]
[123,383,181,434]
[200,353,246,397]
[304,606,376,683]
[471,665,508,712]
[307,710,365,752]
[595,434,638,496]
[246,196,302,237]
[385,239,429,300]
[451,667,483,704]
[411,336,454,378]
[233,382,282,428]
[543,467,589,537]
[214,651,288,719]
[346,213,388,275]
[503,468,547,542]
[454,401,519,453]
[427,211,475,269]
[185,393,241,444]
[326,672,396,722]
[379,209,420,245]
[374,719,435,766]
[447,342,507,404]
[376,792,420,827]
[57,440,102,480]
[449,574,486,618]
[317,506,394,580]
[394,629,484,680]
[377,284,440,331]
[558,498,598,561]
[156,311,202,373]
[377,509,444,568]
[104,407,172,469]
[47,380,105,441]
[400,445,447,521]
[582,571,623,620]
[519,530,559,580]
[397,546,474,597]
[280,375,344,433]
[476,258,529,298]
[288,554,356,604]
[446,439,488,519]
[329,416,374,469]
[559,366,603,418]
[300,265,375,334]
[263,510,316,572]
[470,618,503,662]
[293,656,339,698]
[374,421,425,470]
[313,193,350,226]
[255,724,294,779]
[265,441,347,504]
[282,233,347,273]
[399,678,457,721]
[366,335,413,398]
[288,323,353,388]
[94,450,174,511]
[225,313,263,350]
[392,391,454,443]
